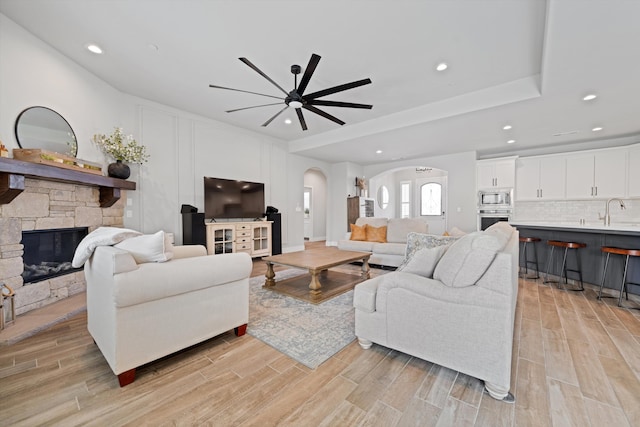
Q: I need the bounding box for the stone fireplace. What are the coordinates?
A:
[0,178,127,316]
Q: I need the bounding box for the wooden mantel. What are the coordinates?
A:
[0,157,136,207]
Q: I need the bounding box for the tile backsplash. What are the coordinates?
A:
[514,199,638,224]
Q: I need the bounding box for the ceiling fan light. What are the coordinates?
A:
[289,101,303,109]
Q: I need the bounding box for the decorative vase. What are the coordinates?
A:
[107,160,130,179]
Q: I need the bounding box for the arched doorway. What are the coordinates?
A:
[369,166,449,235]
[303,168,328,241]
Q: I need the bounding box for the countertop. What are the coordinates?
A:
[509,221,640,235]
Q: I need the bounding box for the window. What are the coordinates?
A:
[400,181,410,218]
[420,182,441,216]
[377,185,389,209]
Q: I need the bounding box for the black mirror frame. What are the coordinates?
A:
[14,106,78,157]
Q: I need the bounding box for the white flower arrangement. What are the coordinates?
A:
[92,127,149,164]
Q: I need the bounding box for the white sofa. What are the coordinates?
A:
[353,222,519,401]
[337,217,428,267]
[85,244,252,386]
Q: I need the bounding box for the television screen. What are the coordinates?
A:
[204,177,265,219]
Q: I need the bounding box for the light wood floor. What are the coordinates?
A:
[1,243,640,426]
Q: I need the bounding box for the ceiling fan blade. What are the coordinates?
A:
[261,105,288,127]
[303,105,345,126]
[307,100,373,109]
[296,108,308,131]
[239,57,289,96]
[225,102,283,113]
[209,84,284,101]
[304,78,372,100]
[296,54,321,96]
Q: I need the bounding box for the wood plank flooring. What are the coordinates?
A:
[1,243,640,426]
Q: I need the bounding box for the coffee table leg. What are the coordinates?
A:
[361,258,371,279]
[264,262,276,287]
[309,269,322,295]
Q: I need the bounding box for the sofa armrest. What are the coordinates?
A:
[173,245,207,259]
[353,275,384,313]
[113,251,253,307]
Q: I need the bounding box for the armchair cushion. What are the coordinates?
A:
[72,226,142,267]
[350,223,367,241]
[433,232,507,287]
[397,245,447,278]
[114,230,174,264]
[398,232,457,270]
[365,225,387,243]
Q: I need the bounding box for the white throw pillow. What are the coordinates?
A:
[433,232,500,287]
[397,245,448,278]
[114,230,174,264]
[72,227,142,268]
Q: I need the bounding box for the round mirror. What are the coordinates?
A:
[14,106,77,156]
[377,185,389,209]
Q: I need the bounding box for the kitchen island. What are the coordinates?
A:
[510,221,640,298]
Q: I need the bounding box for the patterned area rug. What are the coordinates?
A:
[247,269,358,369]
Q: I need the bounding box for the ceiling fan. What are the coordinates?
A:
[209,54,372,131]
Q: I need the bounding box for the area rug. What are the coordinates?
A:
[247,269,357,369]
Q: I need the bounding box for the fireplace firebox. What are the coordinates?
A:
[22,227,88,284]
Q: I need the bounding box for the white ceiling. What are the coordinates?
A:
[1,0,639,165]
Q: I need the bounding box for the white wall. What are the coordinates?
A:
[303,169,327,241]
[364,151,478,232]
[0,14,120,160]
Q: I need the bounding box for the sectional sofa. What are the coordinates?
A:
[337,217,428,267]
[352,222,519,401]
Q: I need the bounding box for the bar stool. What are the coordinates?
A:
[519,236,541,279]
[544,240,586,291]
[598,246,640,309]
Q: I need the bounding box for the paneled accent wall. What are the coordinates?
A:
[0,178,125,316]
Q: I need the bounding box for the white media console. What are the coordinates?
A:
[205,221,272,258]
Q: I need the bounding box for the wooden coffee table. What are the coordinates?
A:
[263,248,371,297]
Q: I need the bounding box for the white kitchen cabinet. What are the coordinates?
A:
[476,158,516,189]
[515,156,565,201]
[565,149,626,199]
[628,144,640,197]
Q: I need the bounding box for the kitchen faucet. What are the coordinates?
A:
[601,198,626,226]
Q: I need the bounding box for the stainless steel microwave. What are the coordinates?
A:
[478,189,513,209]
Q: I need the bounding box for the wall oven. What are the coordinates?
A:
[478,209,512,231]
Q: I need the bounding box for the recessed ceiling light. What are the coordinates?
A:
[436,62,448,71]
[583,94,597,101]
[284,118,292,125]
[86,44,103,54]
[507,139,516,144]
[503,125,512,130]
[592,126,603,132]
[376,150,382,154]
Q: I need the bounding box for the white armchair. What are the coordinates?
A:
[85,244,252,386]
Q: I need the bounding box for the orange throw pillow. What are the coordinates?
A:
[365,225,388,243]
[350,223,367,241]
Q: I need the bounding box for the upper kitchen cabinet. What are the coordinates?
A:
[628,144,640,197]
[565,148,627,199]
[476,157,516,190]
[515,156,566,201]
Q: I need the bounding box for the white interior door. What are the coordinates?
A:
[303,187,312,239]
[415,176,448,235]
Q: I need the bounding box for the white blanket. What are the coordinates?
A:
[72,227,142,268]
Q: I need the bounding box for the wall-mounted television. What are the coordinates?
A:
[204,177,265,220]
